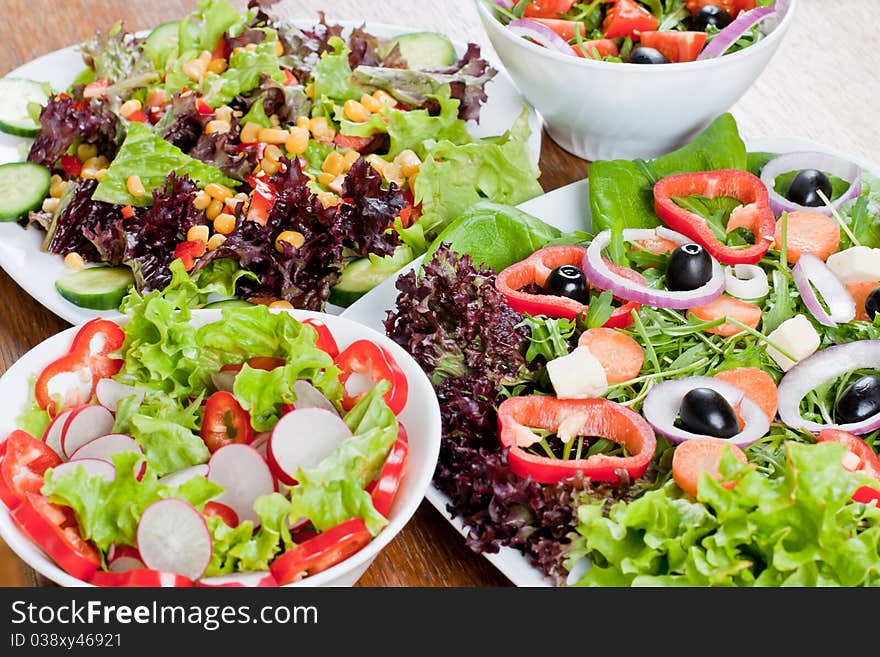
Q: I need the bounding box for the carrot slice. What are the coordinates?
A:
[578,328,645,384]
[845,280,880,321]
[672,438,747,498]
[687,295,762,336]
[773,210,840,264]
[714,367,778,420]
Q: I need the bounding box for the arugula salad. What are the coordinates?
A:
[3,267,411,586]
[486,0,787,63]
[0,0,540,313]
[385,114,880,586]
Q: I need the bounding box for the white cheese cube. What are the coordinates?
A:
[546,346,608,400]
[826,246,880,284]
[764,314,820,372]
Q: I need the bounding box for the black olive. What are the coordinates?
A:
[786,169,833,207]
[679,387,740,438]
[692,5,733,31]
[544,265,589,303]
[629,47,670,65]
[865,286,880,321]
[666,243,713,291]
[835,375,880,424]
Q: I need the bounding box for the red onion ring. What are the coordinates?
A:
[508,19,577,57]
[697,6,776,60]
[759,151,862,217]
[583,229,725,309]
[490,0,514,8]
[791,254,855,328]
[642,376,771,447]
[777,340,880,434]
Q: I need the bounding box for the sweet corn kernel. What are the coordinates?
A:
[76,143,98,162]
[80,168,98,180]
[305,83,315,99]
[214,105,233,123]
[126,175,146,197]
[269,114,280,127]
[182,58,207,82]
[187,225,210,243]
[296,116,310,129]
[318,172,336,187]
[361,93,383,114]
[49,175,66,198]
[275,230,305,252]
[82,155,109,171]
[395,149,421,177]
[206,198,224,221]
[207,233,227,250]
[193,190,211,211]
[146,90,167,108]
[373,89,397,107]
[258,128,289,145]
[328,175,346,195]
[260,158,280,175]
[205,183,233,202]
[269,300,294,310]
[41,197,60,213]
[205,120,231,135]
[94,168,108,182]
[264,144,283,164]
[274,41,284,57]
[213,212,236,235]
[245,43,257,51]
[366,155,404,186]
[119,99,142,119]
[309,117,336,144]
[317,192,341,209]
[199,50,212,64]
[207,58,228,75]
[240,121,262,144]
[342,150,360,168]
[343,99,370,123]
[64,252,85,270]
[322,151,346,176]
[283,127,308,155]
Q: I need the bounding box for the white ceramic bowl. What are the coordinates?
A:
[0,309,441,587]
[477,0,797,160]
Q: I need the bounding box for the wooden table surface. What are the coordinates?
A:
[0,0,876,587]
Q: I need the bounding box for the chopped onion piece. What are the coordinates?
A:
[698,6,777,60]
[791,254,855,328]
[759,151,862,217]
[724,264,769,299]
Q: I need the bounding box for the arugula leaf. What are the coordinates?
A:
[763,269,795,333]
[518,316,576,362]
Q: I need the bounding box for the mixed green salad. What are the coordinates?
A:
[486,0,787,63]
[0,0,540,313]
[385,113,880,586]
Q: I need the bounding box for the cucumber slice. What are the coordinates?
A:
[0,78,52,137]
[331,246,413,307]
[55,266,135,310]
[381,32,456,70]
[0,162,50,221]
[203,299,254,309]
[144,21,181,70]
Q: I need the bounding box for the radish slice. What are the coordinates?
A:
[51,458,116,482]
[61,405,115,458]
[158,464,210,488]
[95,379,144,412]
[42,407,74,458]
[268,408,352,485]
[208,445,275,525]
[71,434,145,479]
[210,370,237,393]
[292,380,340,416]
[197,571,278,587]
[107,545,145,573]
[137,499,212,581]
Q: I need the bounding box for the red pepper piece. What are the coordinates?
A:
[126,109,149,123]
[494,245,644,327]
[246,175,277,226]
[817,429,880,505]
[270,518,372,585]
[302,318,339,358]
[334,340,408,414]
[653,169,776,265]
[282,68,298,86]
[370,426,409,517]
[60,155,82,177]
[0,431,61,510]
[196,99,213,116]
[497,396,656,484]
[173,239,207,271]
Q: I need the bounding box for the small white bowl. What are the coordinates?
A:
[0,309,441,587]
[477,0,797,160]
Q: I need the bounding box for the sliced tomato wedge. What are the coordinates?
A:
[818,429,880,505]
[732,0,757,15]
[572,38,619,59]
[203,501,240,527]
[638,31,707,62]
[529,18,585,41]
[200,391,254,453]
[523,0,576,18]
[12,493,100,581]
[370,426,409,517]
[270,518,372,585]
[0,431,62,510]
[91,568,194,587]
[602,0,660,40]
[334,340,408,414]
[303,318,339,358]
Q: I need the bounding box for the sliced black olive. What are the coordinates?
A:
[666,243,713,291]
[866,286,880,321]
[786,169,833,207]
[629,47,670,65]
[544,265,589,303]
[692,5,733,31]
[835,375,880,424]
[679,387,740,439]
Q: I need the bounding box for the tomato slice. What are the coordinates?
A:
[200,391,254,453]
[333,134,380,153]
[529,18,585,41]
[302,318,340,358]
[204,501,240,527]
[571,38,619,59]
[12,493,100,581]
[270,518,372,585]
[638,31,707,63]
[523,0,576,18]
[732,0,757,15]
[370,428,409,517]
[334,340,408,414]
[818,429,880,504]
[0,431,62,510]
[91,569,194,587]
[602,0,660,39]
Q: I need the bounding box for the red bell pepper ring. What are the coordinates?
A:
[817,429,880,505]
[91,568,195,587]
[494,245,644,327]
[60,154,82,177]
[203,500,240,528]
[246,175,277,226]
[334,340,409,414]
[270,517,372,585]
[200,391,254,453]
[0,431,61,510]
[653,169,776,265]
[370,424,409,517]
[302,318,339,358]
[497,396,656,485]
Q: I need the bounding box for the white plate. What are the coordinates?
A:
[0,309,442,588]
[0,20,541,325]
[341,135,880,587]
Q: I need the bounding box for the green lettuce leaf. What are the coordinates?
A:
[177,0,245,55]
[312,37,369,102]
[198,34,285,107]
[92,122,239,206]
[16,381,51,439]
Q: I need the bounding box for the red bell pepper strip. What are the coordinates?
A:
[126,109,150,123]
[494,245,644,327]
[173,239,207,271]
[370,425,409,517]
[653,169,776,265]
[282,68,298,86]
[602,0,660,40]
[203,501,240,528]
[196,99,213,115]
[246,175,277,226]
[334,340,408,414]
[497,396,656,485]
[817,429,880,505]
[270,518,372,585]
[200,391,254,453]
[0,431,61,510]
[302,318,339,358]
